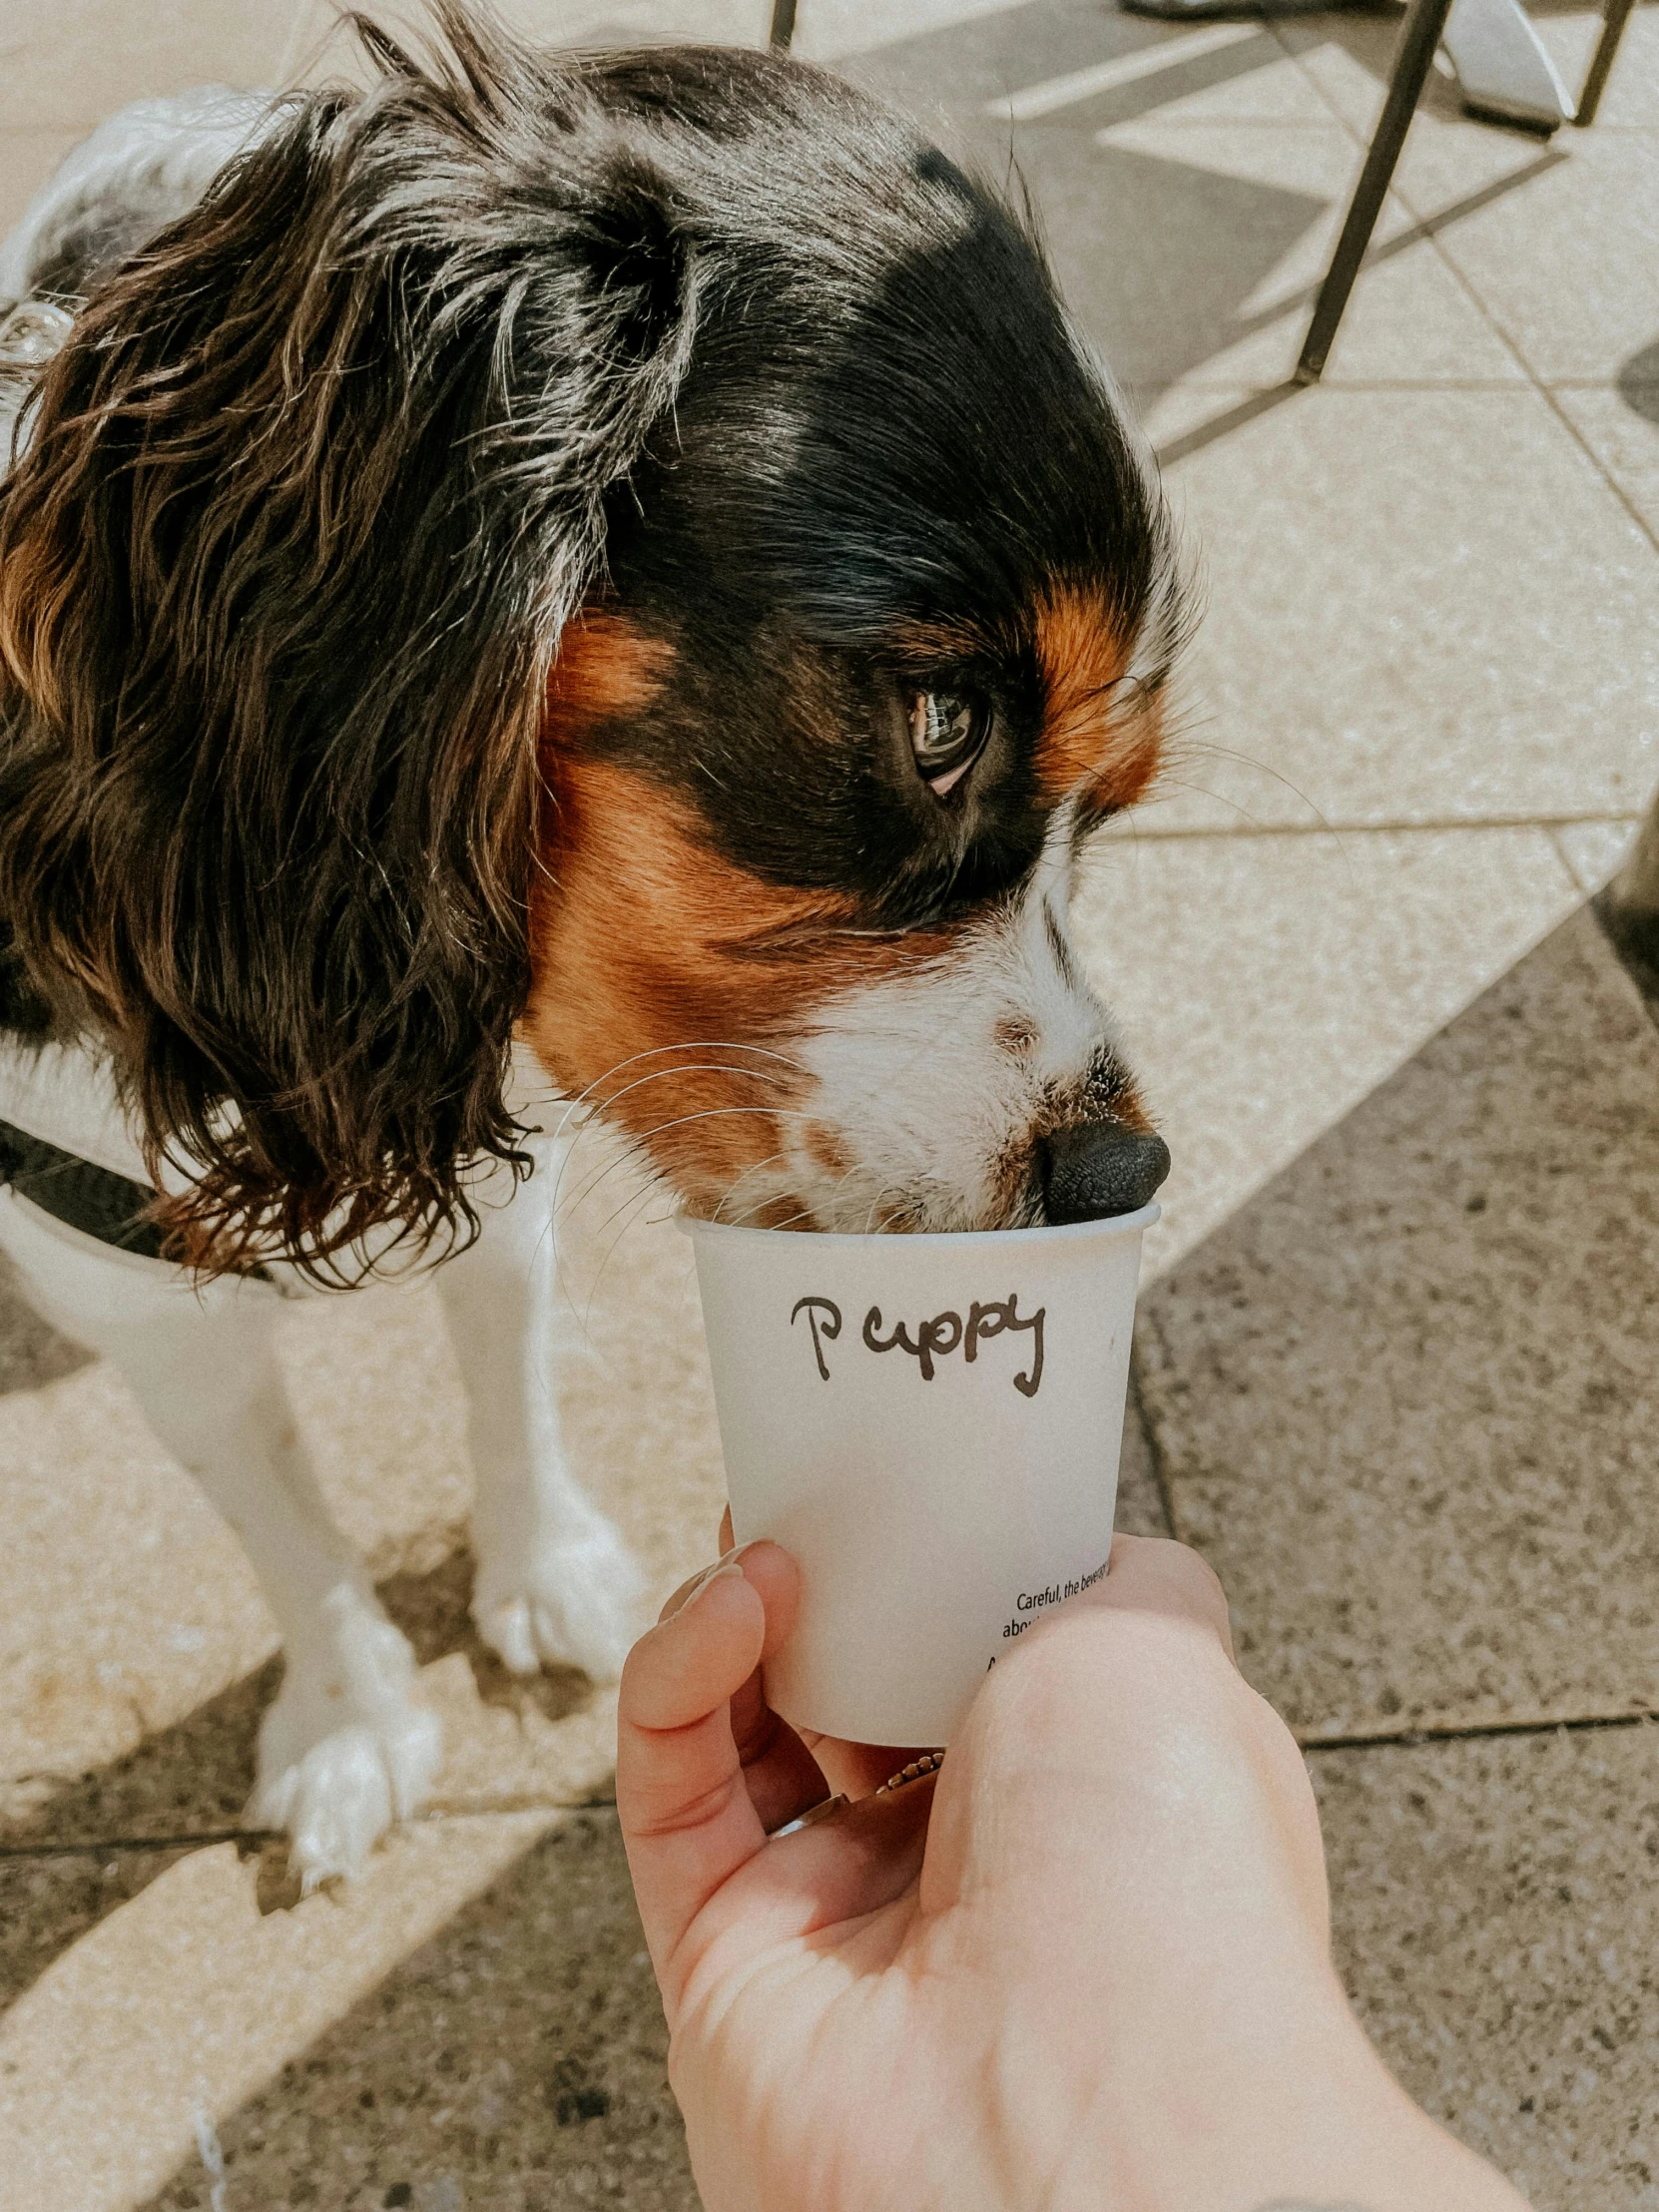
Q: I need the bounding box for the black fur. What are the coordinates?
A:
[0,8,1172,1275]
[581,50,1169,922]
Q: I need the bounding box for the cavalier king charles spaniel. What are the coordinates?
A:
[0,6,1183,1884]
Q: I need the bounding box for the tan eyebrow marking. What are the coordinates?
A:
[544,611,676,728]
[1031,584,1162,813]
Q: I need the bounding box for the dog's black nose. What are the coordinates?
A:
[1041,1121,1171,1224]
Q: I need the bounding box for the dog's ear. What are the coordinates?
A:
[0,18,697,1277]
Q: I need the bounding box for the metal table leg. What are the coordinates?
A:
[1296,0,1459,383]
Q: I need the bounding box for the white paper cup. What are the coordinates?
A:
[682,1204,1157,1748]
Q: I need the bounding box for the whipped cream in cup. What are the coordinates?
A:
[682,1204,1156,1748]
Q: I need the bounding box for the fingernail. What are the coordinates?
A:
[664,1553,746,1623]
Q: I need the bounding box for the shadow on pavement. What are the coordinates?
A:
[90,892,1659,2211]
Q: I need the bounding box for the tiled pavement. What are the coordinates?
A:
[2,0,1657,2205]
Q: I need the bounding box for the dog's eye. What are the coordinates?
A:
[907,690,990,798]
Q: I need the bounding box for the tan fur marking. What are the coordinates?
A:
[805,1121,853,1183]
[525,757,951,1210]
[545,613,675,729]
[1032,586,1161,813]
[1082,1075,1155,1136]
[1112,1087,1155,1134]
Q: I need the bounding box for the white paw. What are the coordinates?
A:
[472,1516,647,1685]
[251,1584,443,1891]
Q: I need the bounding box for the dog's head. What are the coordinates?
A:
[0,11,1184,1272]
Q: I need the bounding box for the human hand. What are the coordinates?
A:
[617,1531,1528,2212]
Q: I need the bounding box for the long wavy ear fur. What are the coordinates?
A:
[0,6,697,1277]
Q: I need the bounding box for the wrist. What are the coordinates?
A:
[1049,1967,1527,2212]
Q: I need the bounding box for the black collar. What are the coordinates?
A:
[0,1113,172,1259]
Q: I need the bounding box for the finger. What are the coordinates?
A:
[729,1681,831,1832]
[653,1545,830,1826]
[724,1549,831,1830]
[657,1505,751,1625]
[799,1545,1230,1802]
[920,1546,1243,1917]
[1088,1532,1236,1660]
[656,1565,708,1625]
[657,1545,742,1626]
[705,1520,939,1799]
[617,1545,792,1980]
[619,1562,767,1954]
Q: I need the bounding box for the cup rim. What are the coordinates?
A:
[676,1201,1159,1250]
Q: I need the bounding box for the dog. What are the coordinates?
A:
[0,8,1183,1888]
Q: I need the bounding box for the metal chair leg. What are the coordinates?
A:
[1574,0,1635,124]
[1296,0,1459,383]
[770,0,798,49]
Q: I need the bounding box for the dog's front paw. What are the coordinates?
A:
[472,1516,647,1686]
[251,1587,443,1891]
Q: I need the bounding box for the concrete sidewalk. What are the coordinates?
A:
[1,1,1656,2205]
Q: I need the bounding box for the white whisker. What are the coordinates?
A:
[732,1199,817,1232]
[548,1039,810,1148]
[711,1147,795,1223]
[549,1060,799,1222]
[580,1174,674,1341]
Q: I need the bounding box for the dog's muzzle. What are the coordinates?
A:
[1040,1120,1171,1224]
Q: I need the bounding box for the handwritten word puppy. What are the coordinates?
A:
[792,1294,1045,1395]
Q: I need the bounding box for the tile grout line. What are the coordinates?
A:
[1300,1709,1659,1754]
[1156,377,1554,392]
[0,1796,620,1862]
[1547,820,1605,894]
[1412,215,1659,560]
[1105,811,1642,842]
